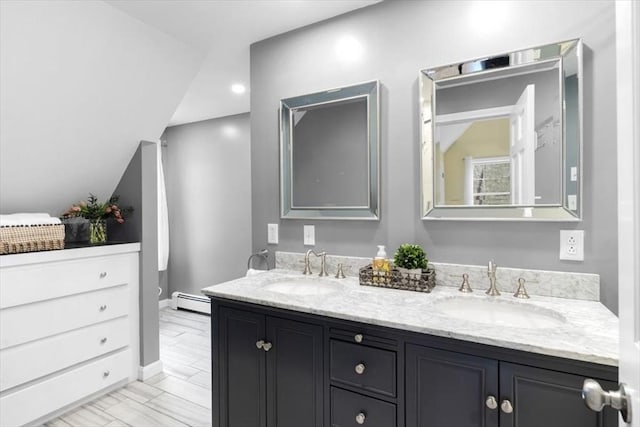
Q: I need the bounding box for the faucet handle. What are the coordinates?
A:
[488,260,497,274]
[458,273,473,293]
[335,263,346,279]
[513,277,530,299]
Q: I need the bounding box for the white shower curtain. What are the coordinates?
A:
[157,141,170,271]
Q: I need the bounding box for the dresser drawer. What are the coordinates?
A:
[0,349,131,427]
[0,254,134,309]
[0,285,129,349]
[330,340,396,397]
[0,316,129,391]
[331,387,396,427]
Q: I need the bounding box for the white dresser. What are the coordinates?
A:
[0,243,140,427]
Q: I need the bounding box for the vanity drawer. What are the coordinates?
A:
[330,340,396,397]
[331,387,396,427]
[0,285,129,349]
[0,254,134,309]
[330,327,397,348]
[0,316,129,391]
[0,349,130,427]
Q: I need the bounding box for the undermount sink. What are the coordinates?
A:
[434,296,566,329]
[263,278,344,296]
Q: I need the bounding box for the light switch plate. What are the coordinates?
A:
[560,230,584,261]
[303,225,315,246]
[267,223,278,244]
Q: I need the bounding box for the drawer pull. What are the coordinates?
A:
[103,370,110,378]
[501,399,513,414]
[485,395,498,410]
[354,334,364,343]
[354,363,366,375]
[100,337,108,344]
[355,412,366,425]
[99,304,108,312]
[99,272,108,278]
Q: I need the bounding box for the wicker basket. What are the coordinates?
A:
[359,264,436,293]
[0,224,65,255]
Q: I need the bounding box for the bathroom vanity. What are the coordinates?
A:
[203,269,618,427]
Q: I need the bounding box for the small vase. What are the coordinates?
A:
[89,219,107,244]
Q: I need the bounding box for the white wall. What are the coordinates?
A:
[0,1,203,214]
[162,113,252,296]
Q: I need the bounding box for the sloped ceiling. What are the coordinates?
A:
[0,0,203,215]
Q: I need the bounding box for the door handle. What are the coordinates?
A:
[582,379,632,423]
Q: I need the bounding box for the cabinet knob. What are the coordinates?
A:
[103,370,110,378]
[99,304,107,312]
[99,272,107,278]
[256,340,265,349]
[354,334,364,343]
[500,399,513,414]
[100,337,108,344]
[262,342,272,352]
[485,395,498,410]
[354,363,366,375]
[355,412,366,425]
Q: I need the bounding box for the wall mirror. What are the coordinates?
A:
[280,80,380,220]
[420,39,582,221]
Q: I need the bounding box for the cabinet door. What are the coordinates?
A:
[499,362,618,427]
[218,307,266,427]
[406,344,499,427]
[266,316,323,427]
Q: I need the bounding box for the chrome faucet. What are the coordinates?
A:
[486,260,500,296]
[303,249,328,276]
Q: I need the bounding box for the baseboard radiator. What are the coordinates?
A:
[170,292,211,315]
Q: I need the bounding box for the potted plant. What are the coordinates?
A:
[393,244,428,278]
[63,194,132,244]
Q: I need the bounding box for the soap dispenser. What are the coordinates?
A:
[373,245,389,272]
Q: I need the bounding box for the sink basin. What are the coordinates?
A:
[434,297,566,329]
[263,278,344,296]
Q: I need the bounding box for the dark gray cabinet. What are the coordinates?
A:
[216,306,323,427]
[211,299,618,427]
[405,344,617,427]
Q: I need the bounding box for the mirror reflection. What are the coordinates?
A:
[280,80,380,220]
[421,39,582,221]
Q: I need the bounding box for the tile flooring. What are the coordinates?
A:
[43,308,212,427]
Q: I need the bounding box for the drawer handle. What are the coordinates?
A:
[99,272,108,278]
[354,334,364,343]
[99,304,108,312]
[103,370,110,378]
[486,395,498,410]
[100,337,108,344]
[355,412,366,425]
[354,363,366,375]
[501,399,513,414]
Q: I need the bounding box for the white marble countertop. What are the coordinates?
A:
[202,269,618,366]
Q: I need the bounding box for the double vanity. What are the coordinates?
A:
[202,255,618,427]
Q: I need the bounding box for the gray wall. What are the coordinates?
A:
[111,142,160,368]
[250,0,619,312]
[163,114,252,297]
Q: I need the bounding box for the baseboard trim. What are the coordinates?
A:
[159,298,171,309]
[138,360,164,382]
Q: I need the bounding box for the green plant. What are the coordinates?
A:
[393,244,428,270]
[63,194,132,224]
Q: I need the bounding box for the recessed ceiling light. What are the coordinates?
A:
[231,84,246,94]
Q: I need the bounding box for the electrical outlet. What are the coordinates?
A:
[267,223,278,244]
[559,230,584,261]
[303,225,315,246]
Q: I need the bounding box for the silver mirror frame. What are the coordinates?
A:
[280,80,380,220]
[420,39,583,221]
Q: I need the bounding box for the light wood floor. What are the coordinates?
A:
[42,307,212,427]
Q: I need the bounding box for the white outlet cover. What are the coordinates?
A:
[267,223,278,244]
[303,225,315,246]
[560,230,584,261]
